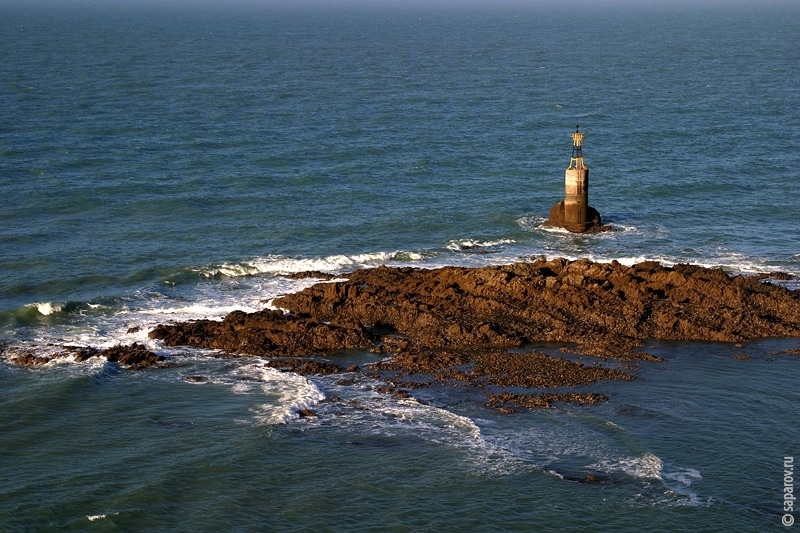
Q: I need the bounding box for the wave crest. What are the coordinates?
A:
[445,238,515,251]
[33,302,62,316]
[200,251,424,279]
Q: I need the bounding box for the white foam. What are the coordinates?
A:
[15,273,334,352]
[87,512,118,522]
[294,375,510,467]
[240,364,325,425]
[621,452,664,480]
[33,302,61,316]
[517,215,627,237]
[392,251,424,261]
[663,467,702,487]
[517,251,800,281]
[656,466,711,507]
[516,215,563,234]
[590,452,663,481]
[606,222,639,233]
[598,255,658,267]
[203,361,325,424]
[538,225,572,235]
[138,303,259,320]
[377,399,484,443]
[445,238,515,251]
[1,344,112,378]
[200,251,424,279]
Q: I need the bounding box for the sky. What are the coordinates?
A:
[1,0,796,8]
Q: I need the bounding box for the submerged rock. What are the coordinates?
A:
[4,343,163,369]
[264,358,343,375]
[487,392,609,411]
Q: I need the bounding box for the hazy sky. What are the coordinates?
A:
[2,0,795,8]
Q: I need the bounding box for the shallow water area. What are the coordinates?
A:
[2,341,797,530]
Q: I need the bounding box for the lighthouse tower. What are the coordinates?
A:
[563,125,590,232]
[543,125,608,233]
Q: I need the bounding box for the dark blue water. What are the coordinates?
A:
[1,2,799,531]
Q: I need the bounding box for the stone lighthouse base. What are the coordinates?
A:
[543,201,613,234]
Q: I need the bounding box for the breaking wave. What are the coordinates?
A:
[199,251,425,279]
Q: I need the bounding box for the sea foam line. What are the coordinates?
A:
[445,238,515,251]
[200,251,425,279]
[87,512,119,522]
[590,452,664,481]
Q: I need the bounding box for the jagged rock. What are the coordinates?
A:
[4,343,163,369]
[151,257,800,359]
[149,309,374,357]
[147,258,800,407]
[101,343,164,368]
[543,201,612,234]
[272,259,800,350]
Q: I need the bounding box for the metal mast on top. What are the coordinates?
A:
[568,125,585,170]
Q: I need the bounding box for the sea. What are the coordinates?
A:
[1,1,799,531]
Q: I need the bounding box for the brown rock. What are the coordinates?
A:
[286,271,336,281]
[271,259,800,351]
[146,258,800,407]
[100,343,164,368]
[149,309,375,357]
[543,201,612,234]
[487,392,609,410]
[264,358,342,375]
[4,343,162,369]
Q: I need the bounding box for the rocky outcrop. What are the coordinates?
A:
[149,309,374,357]
[4,343,163,369]
[147,258,800,409]
[272,258,800,354]
[543,201,612,233]
[487,392,609,412]
[366,348,632,388]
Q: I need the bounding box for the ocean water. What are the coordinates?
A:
[1,2,799,531]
